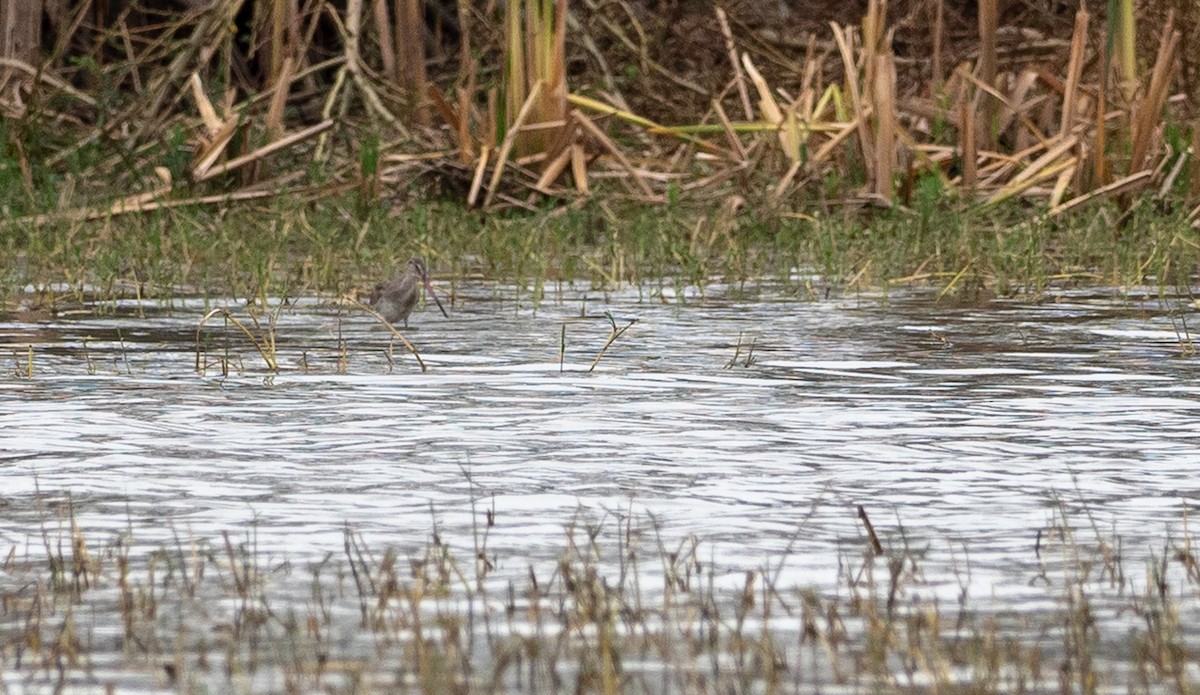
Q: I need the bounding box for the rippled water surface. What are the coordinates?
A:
[3,281,1200,692]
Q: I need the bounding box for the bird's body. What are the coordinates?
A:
[369,257,448,327]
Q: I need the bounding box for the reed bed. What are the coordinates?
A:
[4,499,1200,694]
[3,194,1197,324]
[2,1,1199,315]
[0,0,1196,223]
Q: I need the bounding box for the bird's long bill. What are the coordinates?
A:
[422,277,450,318]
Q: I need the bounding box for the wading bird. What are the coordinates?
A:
[369,257,449,327]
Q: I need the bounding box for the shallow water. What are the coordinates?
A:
[3,281,1200,692]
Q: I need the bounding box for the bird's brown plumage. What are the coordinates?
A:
[369,257,448,326]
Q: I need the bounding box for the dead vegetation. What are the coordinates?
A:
[5,499,1200,693]
[0,0,1197,227]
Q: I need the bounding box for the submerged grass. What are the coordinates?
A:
[5,497,1200,694]
[2,191,1198,312]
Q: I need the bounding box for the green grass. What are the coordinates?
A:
[2,186,1198,308]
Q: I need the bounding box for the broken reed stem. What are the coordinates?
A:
[715,7,753,121]
[588,313,637,373]
[398,0,430,125]
[1060,9,1089,136]
[559,323,567,372]
[872,51,896,200]
[196,308,279,372]
[976,0,998,150]
[931,0,944,89]
[0,0,1192,221]
[1129,15,1180,175]
[350,299,428,372]
[857,505,885,556]
[483,80,544,208]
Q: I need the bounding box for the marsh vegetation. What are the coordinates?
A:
[3,1,1200,692]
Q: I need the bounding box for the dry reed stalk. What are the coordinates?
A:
[982,135,1078,203]
[1129,14,1179,175]
[574,111,655,198]
[959,75,977,188]
[809,112,868,168]
[856,506,885,556]
[713,99,748,163]
[467,146,490,206]
[976,0,998,150]
[796,41,821,119]
[860,0,881,93]
[339,0,400,127]
[270,0,288,81]
[535,145,573,193]
[427,85,463,140]
[265,56,295,140]
[483,81,543,207]
[931,0,944,89]
[115,19,143,93]
[715,7,753,121]
[190,89,240,177]
[0,57,97,109]
[986,156,1076,205]
[350,299,427,372]
[372,0,397,80]
[503,0,526,141]
[570,144,589,195]
[1190,125,1200,202]
[456,0,475,103]
[872,52,896,200]
[589,314,637,373]
[456,87,473,161]
[1113,0,1137,96]
[830,22,873,178]
[540,0,570,163]
[1050,164,1075,208]
[1094,39,1108,186]
[680,161,748,196]
[196,308,279,372]
[1158,147,1187,198]
[493,0,568,166]
[196,120,334,182]
[144,1,239,120]
[997,71,1038,139]
[189,72,224,134]
[741,54,799,162]
[397,0,429,124]
[1048,169,1153,216]
[21,182,352,226]
[1060,9,1089,136]
[769,160,804,205]
[976,131,1084,185]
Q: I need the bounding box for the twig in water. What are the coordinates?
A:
[348,298,426,372]
[589,312,637,373]
[724,331,758,369]
[857,505,885,556]
[196,308,279,372]
[343,525,370,626]
[116,329,132,375]
[83,337,96,375]
[1168,301,1196,357]
[559,323,567,372]
[337,313,349,374]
